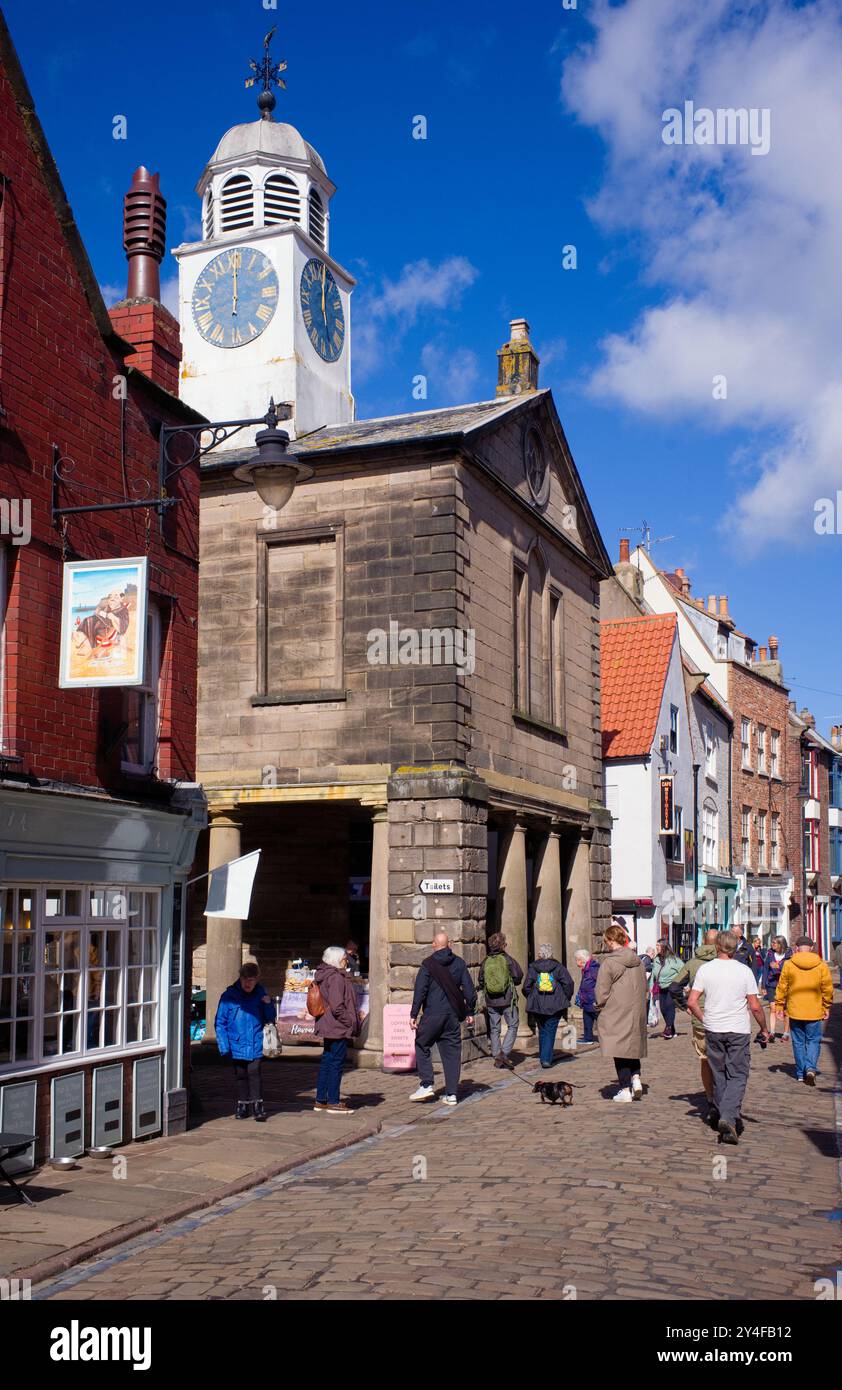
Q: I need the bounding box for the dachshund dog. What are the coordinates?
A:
[532,1080,575,1106]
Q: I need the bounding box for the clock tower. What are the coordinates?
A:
[172,30,354,438]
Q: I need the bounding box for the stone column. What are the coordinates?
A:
[360,807,389,1056]
[533,824,563,963]
[496,816,530,1036]
[203,815,243,1043]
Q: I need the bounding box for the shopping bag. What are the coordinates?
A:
[263,1022,282,1057]
[647,999,660,1028]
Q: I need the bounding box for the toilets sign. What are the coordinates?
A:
[419,877,454,894]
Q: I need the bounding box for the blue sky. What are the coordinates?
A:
[7,0,841,731]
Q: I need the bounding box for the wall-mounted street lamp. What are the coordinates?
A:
[232,400,312,510]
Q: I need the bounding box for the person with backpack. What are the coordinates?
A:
[214,960,277,1122]
[409,932,477,1105]
[311,946,362,1114]
[650,938,685,1039]
[522,943,575,1069]
[479,932,523,1067]
[574,948,600,1045]
[762,935,791,1040]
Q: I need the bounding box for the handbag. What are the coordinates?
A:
[306,980,326,1018]
[647,998,661,1027]
[262,1022,282,1057]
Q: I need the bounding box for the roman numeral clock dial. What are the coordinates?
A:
[191,247,279,347]
[300,257,345,362]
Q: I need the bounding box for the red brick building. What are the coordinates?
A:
[0,13,206,1161]
[786,706,836,958]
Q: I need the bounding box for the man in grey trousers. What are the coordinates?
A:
[687,930,770,1145]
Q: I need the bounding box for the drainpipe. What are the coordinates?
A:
[692,762,700,943]
[727,730,734,930]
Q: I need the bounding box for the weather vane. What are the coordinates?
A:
[245,26,287,121]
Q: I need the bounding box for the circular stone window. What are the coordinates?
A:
[523,427,550,507]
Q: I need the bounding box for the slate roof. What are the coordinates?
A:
[601,614,678,759]
[205,396,532,467]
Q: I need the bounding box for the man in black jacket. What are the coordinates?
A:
[410,932,477,1105]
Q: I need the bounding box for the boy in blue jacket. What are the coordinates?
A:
[215,961,276,1120]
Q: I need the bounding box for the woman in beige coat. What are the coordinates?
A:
[595,923,648,1102]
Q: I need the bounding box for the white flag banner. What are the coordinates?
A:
[204,850,261,920]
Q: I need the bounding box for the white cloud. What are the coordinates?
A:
[160,275,180,316]
[99,282,125,308]
[353,256,479,383]
[420,340,481,404]
[561,0,842,547]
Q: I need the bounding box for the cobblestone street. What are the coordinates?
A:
[35,1004,842,1302]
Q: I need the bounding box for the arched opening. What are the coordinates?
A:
[220,173,254,232]
[264,173,300,225]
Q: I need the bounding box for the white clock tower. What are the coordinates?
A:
[172,33,354,439]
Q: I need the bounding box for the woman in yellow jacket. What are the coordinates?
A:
[775,936,834,1085]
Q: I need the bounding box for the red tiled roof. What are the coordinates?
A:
[601,614,678,759]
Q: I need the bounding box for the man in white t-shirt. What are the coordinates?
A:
[687,930,770,1145]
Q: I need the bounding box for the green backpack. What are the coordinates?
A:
[484,953,512,998]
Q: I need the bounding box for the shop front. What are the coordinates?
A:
[0,782,205,1165]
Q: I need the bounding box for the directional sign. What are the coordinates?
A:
[419,878,454,894]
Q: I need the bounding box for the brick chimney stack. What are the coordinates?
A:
[707,595,717,614]
[768,635,779,659]
[718,595,729,618]
[619,538,630,563]
[108,166,181,396]
[831,726,842,751]
[496,318,540,397]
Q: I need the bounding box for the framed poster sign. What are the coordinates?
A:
[132,1055,162,1139]
[92,1064,124,1148]
[51,1071,85,1158]
[0,1080,37,1172]
[58,556,148,688]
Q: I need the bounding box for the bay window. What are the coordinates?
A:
[1,884,161,1070]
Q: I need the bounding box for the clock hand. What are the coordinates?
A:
[232,262,239,316]
[321,263,326,321]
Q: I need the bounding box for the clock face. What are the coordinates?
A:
[192,247,279,348]
[300,257,345,362]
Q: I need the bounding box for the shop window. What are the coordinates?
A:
[3,885,162,1068]
[0,888,36,1065]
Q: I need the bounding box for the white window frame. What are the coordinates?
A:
[757,810,767,869]
[770,812,780,870]
[757,724,766,776]
[703,721,716,780]
[121,602,161,776]
[741,718,751,770]
[741,806,751,868]
[669,704,679,755]
[770,729,780,778]
[702,804,718,870]
[1,884,162,1075]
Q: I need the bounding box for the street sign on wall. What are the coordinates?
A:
[419,878,454,894]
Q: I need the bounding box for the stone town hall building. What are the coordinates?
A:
[181,64,613,1057]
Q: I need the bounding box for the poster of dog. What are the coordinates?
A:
[58,557,148,688]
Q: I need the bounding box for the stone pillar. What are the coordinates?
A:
[533,824,563,963]
[564,833,594,967]
[203,815,243,1043]
[360,807,389,1056]
[387,768,488,1061]
[496,815,530,1037]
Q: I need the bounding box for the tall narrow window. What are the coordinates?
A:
[703,721,716,779]
[121,603,162,775]
[513,564,528,713]
[548,589,566,729]
[741,806,751,868]
[220,173,254,231]
[770,813,780,870]
[308,188,326,247]
[669,704,679,754]
[527,549,549,723]
[757,724,766,775]
[757,810,767,868]
[264,173,300,224]
[741,718,751,769]
[702,803,718,869]
[770,729,780,778]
